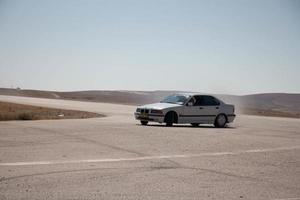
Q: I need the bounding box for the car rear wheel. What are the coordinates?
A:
[191,123,200,127]
[214,114,227,128]
[140,121,148,125]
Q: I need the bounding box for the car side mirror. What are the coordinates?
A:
[187,102,193,106]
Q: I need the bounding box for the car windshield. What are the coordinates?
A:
[160,95,188,105]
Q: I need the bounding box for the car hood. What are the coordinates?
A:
[138,102,181,110]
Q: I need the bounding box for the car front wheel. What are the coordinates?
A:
[164,111,177,127]
[214,114,227,128]
[140,121,148,126]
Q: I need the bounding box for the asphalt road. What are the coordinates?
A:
[0,95,299,200]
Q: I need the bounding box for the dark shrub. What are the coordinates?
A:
[18,113,34,120]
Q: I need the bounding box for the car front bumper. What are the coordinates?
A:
[134,112,164,123]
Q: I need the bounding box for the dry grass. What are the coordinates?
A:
[0,101,104,121]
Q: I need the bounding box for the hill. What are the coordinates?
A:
[0,88,299,118]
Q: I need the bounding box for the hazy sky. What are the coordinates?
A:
[0,0,299,94]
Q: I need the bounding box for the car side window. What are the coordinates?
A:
[199,96,220,106]
[186,97,196,105]
[193,96,202,106]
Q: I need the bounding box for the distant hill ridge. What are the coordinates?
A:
[0,88,299,118]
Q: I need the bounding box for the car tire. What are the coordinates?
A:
[164,111,177,127]
[191,123,200,127]
[140,121,148,126]
[214,114,227,128]
[166,122,173,127]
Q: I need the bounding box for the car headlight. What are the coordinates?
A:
[151,109,163,114]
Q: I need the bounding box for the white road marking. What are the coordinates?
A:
[273,198,300,200]
[0,146,299,167]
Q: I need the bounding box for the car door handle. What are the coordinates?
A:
[199,107,203,109]
[216,107,219,109]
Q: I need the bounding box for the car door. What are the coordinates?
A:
[182,95,206,123]
[182,95,220,123]
[197,96,221,123]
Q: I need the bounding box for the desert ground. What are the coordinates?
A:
[0,95,299,200]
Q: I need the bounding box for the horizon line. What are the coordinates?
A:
[0,87,299,96]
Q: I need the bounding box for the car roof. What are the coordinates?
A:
[169,93,224,104]
[175,93,215,97]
